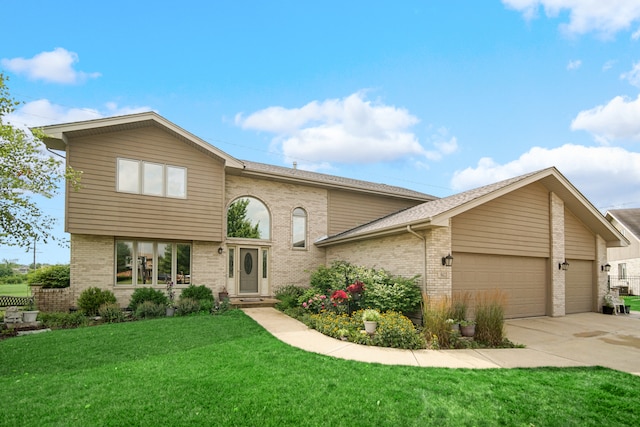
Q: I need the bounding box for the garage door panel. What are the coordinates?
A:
[453,252,547,319]
[566,259,593,314]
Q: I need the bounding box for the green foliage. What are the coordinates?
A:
[310,310,424,349]
[365,276,422,313]
[362,308,381,321]
[274,284,306,311]
[129,287,167,311]
[134,301,166,319]
[0,274,26,284]
[27,264,70,288]
[474,290,507,347]
[38,311,89,329]
[227,198,260,238]
[179,284,214,302]
[77,287,117,316]
[0,262,14,277]
[0,73,82,247]
[175,297,200,315]
[98,303,125,323]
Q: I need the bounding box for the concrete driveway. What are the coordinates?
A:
[497,312,640,375]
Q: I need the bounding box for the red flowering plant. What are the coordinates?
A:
[347,280,365,295]
[346,280,366,311]
[330,289,349,313]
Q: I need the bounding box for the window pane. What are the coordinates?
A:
[143,162,164,196]
[262,249,268,279]
[157,243,172,283]
[176,243,191,284]
[227,197,270,239]
[116,241,134,285]
[137,242,154,285]
[228,248,235,278]
[292,208,306,248]
[167,166,186,198]
[117,159,139,193]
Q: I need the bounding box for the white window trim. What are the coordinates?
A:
[116,158,187,199]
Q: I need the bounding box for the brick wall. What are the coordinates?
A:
[31,285,73,312]
[550,192,566,316]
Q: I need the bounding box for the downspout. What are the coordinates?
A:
[406,225,427,295]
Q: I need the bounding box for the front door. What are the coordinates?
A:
[239,248,259,294]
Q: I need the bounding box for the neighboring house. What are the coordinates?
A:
[40,112,627,318]
[605,209,640,295]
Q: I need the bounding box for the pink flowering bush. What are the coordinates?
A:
[301,293,329,313]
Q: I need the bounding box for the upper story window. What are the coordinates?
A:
[292,207,307,249]
[117,158,187,199]
[227,196,270,239]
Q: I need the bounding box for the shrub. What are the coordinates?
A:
[274,284,306,311]
[134,301,165,319]
[77,287,117,316]
[180,285,214,302]
[129,287,167,311]
[310,310,423,349]
[176,297,200,316]
[474,290,507,347]
[98,303,125,323]
[365,276,422,313]
[451,291,471,322]
[28,265,70,288]
[422,294,455,348]
[299,291,330,314]
[39,311,89,329]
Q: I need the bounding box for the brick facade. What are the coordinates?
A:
[550,192,566,316]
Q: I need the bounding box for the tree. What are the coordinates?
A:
[227,198,261,238]
[0,73,81,247]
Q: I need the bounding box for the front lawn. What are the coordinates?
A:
[0,282,29,297]
[623,296,640,312]
[1,311,638,426]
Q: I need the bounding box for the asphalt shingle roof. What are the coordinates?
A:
[608,209,640,239]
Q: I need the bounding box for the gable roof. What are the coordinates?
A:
[606,209,640,240]
[236,160,435,201]
[37,111,245,168]
[39,112,435,202]
[317,167,628,247]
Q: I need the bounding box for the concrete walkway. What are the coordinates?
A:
[242,307,640,375]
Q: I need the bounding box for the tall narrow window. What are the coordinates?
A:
[167,166,187,198]
[143,162,164,196]
[292,207,307,249]
[117,159,139,193]
[619,263,627,279]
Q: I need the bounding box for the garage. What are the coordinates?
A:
[565,259,594,314]
[452,252,548,318]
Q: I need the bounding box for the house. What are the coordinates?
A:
[605,209,640,295]
[40,112,627,318]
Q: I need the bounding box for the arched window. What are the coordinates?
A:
[292,207,307,249]
[227,197,270,239]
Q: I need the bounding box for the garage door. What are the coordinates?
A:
[452,252,547,319]
[565,259,593,314]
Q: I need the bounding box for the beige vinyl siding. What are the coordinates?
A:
[565,208,595,260]
[451,183,550,257]
[327,190,420,236]
[66,125,225,241]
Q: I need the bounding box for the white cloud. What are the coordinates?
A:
[502,0,640,37]
[571,94,640,143]
[235,92,455,167]
[621,62,640,87]
[567,59,582,70]
[450,144,640,210]
[633,28,640,39]
[602,60,616,71]
[1,48,100,84]
[7,99,152,128]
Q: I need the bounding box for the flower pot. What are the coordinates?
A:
[363,320,377,334]
[22,310,39,323]
[602,306,614,315]
[218,292,229,301]
[166,306,175,317]
[450,323,460,333]
[460,324,475,337]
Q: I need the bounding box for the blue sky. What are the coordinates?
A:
[2,0,640,265]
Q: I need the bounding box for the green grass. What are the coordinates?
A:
[1,311,639,426]
[0,282,29,297]
[623,296,640,311]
